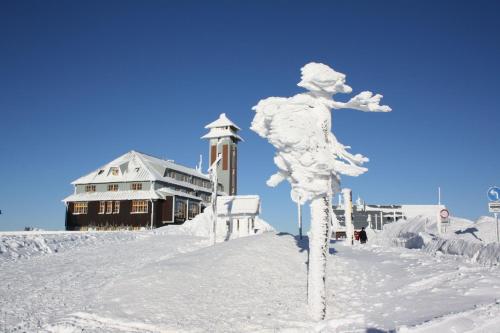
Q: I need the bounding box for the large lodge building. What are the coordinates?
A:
[63,113,242,230]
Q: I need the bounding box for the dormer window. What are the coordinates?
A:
[131,183,142,191]
[107,184,118,191]
[109,167,119,176]
[85,185,96,192]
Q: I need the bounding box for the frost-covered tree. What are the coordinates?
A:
[251,62,391,320]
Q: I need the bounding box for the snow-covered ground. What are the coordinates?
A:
[1,213,499,332]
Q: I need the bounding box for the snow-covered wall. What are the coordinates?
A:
[0,231,142,262]
[373,216,500,266]
[156,208,274,241]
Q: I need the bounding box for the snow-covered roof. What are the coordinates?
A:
[216,195,260,217]
[157,187,205,202]
[63,190,164,202]
[63,188,207,203]
[201,127,243,142]
[71,151,209,185]
[204,113,241,130]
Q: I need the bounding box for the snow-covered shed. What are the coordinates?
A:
[217,195,261,238]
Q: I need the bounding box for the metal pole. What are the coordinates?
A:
[298,200,303,240]
[496,213,499,243]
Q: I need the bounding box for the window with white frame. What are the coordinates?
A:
[131,183,142,191]
[107,184,118,191]
[73,202,88,214]
[131,200,148,213]
[175,199,187,219]
[109,167,119,176]
[188,202,199,219]
[85,185,96,192]
[106,201,113,214]
[113,201,120,214]
[99,201,105,214]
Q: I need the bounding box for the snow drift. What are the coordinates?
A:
[155,208,274,240]
[1,210,273,262]
[373,215,500,266]
[0,231,143,262]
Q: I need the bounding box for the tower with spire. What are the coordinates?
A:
[201,113,242,195]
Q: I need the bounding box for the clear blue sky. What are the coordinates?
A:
[1,1,499,232]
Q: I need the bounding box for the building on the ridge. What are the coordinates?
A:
[202,113,242,196]
[63,113,246,231]
[63,150,214,230]
[332,195,445,231]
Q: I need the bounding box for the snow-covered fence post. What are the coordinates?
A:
[251,62,391,320]
[208,154,222,245]
[343,188,354,245]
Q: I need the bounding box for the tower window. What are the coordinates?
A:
[222,144,228,170]
[210,145,217,165]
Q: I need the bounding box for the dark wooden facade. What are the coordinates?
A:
[65,198,182,231]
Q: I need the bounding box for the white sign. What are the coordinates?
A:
[489,202,500,213]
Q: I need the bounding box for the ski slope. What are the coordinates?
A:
[1,218,500,332]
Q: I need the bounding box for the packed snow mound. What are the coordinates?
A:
[155,208,274,241]
[373,215,500,266]
[0,231,144,262]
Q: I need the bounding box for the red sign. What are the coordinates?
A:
[440,209,449,219]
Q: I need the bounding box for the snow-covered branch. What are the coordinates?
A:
[332,91,392,112]
[251,62,391,204]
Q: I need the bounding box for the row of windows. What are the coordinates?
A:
[158,182,212,202]
[74,202,88,214]
[85,183,143,192]
[131,200,148,213]
[72,200,148,215]
[174,200,200,220]
[99,201,120,214]
[164,169,211,189]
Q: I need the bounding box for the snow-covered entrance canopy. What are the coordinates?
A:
[216,195,260,217]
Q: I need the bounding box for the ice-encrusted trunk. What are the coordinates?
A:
[307,195,331,320]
